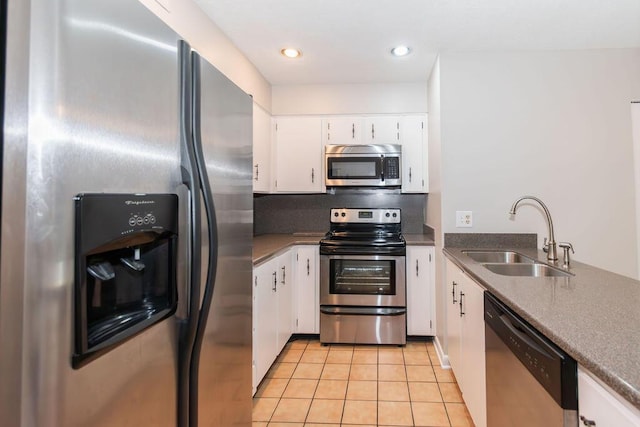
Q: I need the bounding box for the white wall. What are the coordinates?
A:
[272,83,428,115]
[632,102,640,278]
[138,0,271,111]
[426,58,447,357]
[439,49,640,277]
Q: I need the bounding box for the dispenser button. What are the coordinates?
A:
[136,217,144,226]
[150,216,156,224]
[143,216,150,224]
[128,217,136,226]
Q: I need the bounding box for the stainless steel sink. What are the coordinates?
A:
[483,263,573,277]
[462,250,535,264]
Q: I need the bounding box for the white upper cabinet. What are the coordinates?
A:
[401,115,428,193]
[363,116,401,144]
[252,103,271,193]
[268,114,428,193]
[273,116,324,193]
[322,117,362,145]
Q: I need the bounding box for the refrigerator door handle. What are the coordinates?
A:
[177,39,202,427]
[187,51,220,427]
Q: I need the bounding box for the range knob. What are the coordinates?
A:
[392,213,397,218]
[334,212,339,217]
[385,212,390,217]
[341,212,346,217]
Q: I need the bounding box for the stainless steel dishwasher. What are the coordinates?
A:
[484,292,578,427]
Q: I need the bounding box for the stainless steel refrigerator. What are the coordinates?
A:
[0,0,253,426]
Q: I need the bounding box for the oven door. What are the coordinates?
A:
[320,254,406,306]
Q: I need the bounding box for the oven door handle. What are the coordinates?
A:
[320,306,406,316]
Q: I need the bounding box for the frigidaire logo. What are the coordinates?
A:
[125,200,155,205]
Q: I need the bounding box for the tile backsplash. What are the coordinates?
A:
[254,192,426,235]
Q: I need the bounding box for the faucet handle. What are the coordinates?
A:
[543,237,548,253]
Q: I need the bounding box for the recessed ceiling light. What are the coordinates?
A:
[391,45,411,57]
[281,48,302,58]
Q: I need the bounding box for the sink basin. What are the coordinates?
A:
[462,250,535,264]
[483,263,573,277]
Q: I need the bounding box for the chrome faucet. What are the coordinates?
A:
[509,196,558,262]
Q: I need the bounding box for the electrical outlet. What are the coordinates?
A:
[456,211,473,228]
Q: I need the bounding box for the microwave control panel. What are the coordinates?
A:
[384,157,400,179]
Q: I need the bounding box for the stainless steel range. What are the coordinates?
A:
[319,208,406,345]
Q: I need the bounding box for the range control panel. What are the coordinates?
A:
[330,208,401,224]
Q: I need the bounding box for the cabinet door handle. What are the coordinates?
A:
[409,167,412,182]
[311,168,315,183]
[306,258,310,276]
[452,281,457,304]
[352,123,355,139]
[254,164,259,181]
[459,292,465,317]
[272,271,277,292]
[415,259,419,276]
[371,123,375,139]
[254,276,257,287]
[281,266,286,285]
[579,416,596,426]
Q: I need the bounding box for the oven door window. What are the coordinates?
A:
[330,259,395,295]
[327,157,381,179]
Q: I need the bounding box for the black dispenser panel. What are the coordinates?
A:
[73,193,178,368]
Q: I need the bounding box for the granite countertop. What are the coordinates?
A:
[403,233,436,246]
[253,233,323,264]
[444,246,640,410]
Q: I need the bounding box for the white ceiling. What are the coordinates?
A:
[194,0,640,85]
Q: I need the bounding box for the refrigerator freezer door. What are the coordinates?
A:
[192,53,253,426]
[1,0,182,425]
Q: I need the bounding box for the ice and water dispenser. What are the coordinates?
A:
[73,193,178,368]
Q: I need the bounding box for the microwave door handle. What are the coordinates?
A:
[380,156,385,182]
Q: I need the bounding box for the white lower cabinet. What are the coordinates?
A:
[253,257,279,394]
[275,251,293,351]
[293,245,319,334]
[252,249,293,394]
[406,246,434,335]
[578,366,640,427]
[445,258,487,427]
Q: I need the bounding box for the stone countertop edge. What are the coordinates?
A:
[443,246,640,411]
[253,234,321,265]
[253,233,435,265]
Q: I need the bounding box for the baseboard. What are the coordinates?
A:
[433,336,450,369]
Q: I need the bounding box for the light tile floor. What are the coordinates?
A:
[253,339,474,426]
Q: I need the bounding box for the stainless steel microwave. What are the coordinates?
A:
[325,144,401,187]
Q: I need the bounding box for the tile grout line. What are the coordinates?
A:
[257,340,469,426]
